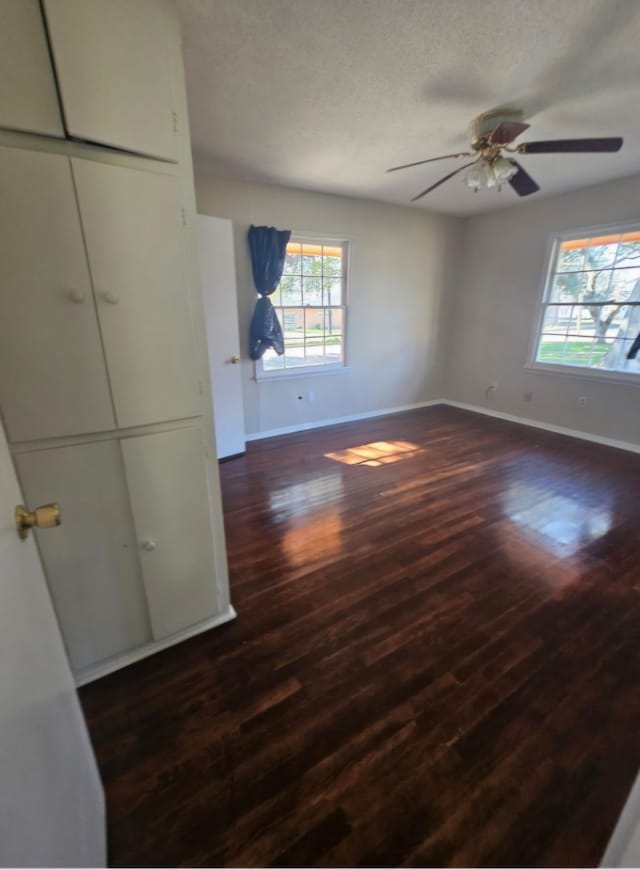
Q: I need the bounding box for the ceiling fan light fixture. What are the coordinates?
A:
[464,160,490,191]
[464,156,518,191]
[493,156,518,183]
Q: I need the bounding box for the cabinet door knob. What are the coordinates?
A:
[15,502,61,541]
[230,355,240,364]
[101,290,120,305]
[68,289,86,304]
[141,539,157,552]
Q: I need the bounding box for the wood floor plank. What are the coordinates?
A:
[79,406,640,867]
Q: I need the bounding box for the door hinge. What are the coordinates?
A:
[181,207,187,227]
[172,110,178,133]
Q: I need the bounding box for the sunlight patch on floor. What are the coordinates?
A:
[269,472,344,519]
[325,440,423,467]
[504,484,612,558]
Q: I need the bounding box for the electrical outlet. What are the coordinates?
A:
[486,382,497,400]
[523,391,533,403]
[578,396,587,407]
[308,391,315,402]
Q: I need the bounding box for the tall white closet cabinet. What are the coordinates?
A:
[0,0,234,684]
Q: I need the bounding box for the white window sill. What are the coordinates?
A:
[525,361,640,388]
[254,364,350,383]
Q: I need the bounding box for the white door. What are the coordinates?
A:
[196,215,246,459]
[72,158,200,429]
[0,420,105,867]
[0,146,115,443]
[43,0,177,161]
[121,426,220,640]
[0,0,64,137]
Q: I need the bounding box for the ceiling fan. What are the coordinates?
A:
[387,110,623,202]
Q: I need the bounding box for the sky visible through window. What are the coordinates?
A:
[535,231,640,376]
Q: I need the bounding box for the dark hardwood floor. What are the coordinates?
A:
[80,405,640,867]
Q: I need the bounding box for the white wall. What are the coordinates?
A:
[195,171,460,435]
[447,173,640,446]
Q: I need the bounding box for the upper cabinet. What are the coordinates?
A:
[43,0,179,161]
[0,146,199,442]
[0,146,115,442]
[0,0,64,137]
[72,159,200,429]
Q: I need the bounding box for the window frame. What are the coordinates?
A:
[255,232,350,381]
[526,219,640,387]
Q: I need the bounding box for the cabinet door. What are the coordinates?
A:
[0,147,115,442]
[121,426,220,640]
[43,0,177,161]
[72,158,199,429]
[15,440,151,673]
[0,0,64,137]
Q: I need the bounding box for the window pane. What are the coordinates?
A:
[303,276,322,305]
[323,254,342,278]
[548,272,588,303]
[557,240,590,272]
[615,238,640,267]
[618,303,640,339]
[541,305,570,335]
[585,237,619,269]
[562,335,612,367]
[302,253,321,275]
[584,269,614,298]
[281,308,305,368]
[280,275,302,305]
[283,243,302,275]
[262,348,284,370]
[325,277,342,305]
[536,335,568,364]
[304,308,326,366]
[324,308,343,364]
[611,267,640,301]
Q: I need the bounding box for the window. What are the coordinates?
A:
[531,226,640,380]
[260,237,347,376]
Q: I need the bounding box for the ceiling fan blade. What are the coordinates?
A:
[519,137,623,154]
[387,153,473,173]
[489,121,530,145]
[508,161,540,197]
[411,161,477,202]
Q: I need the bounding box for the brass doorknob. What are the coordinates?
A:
[15,502,61,541]
[230,355,240,364]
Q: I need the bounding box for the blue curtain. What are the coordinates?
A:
[248,224,291,361]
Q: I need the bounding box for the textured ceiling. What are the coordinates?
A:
[178,0,640,216]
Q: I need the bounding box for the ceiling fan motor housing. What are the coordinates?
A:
[470,108,524,149]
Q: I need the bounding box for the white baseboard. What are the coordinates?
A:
[246,396,640,456]
[74,605,237,687]
[443,399,640,456]
[245,399,444,441]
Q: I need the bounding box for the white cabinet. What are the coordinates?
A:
[15,441,151,673]
[72,159,200,429]
[1,0,233,683]
[121,426,220,640]
[0,0,64,137]
[43,0,178,162]
[0,147,115,442]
